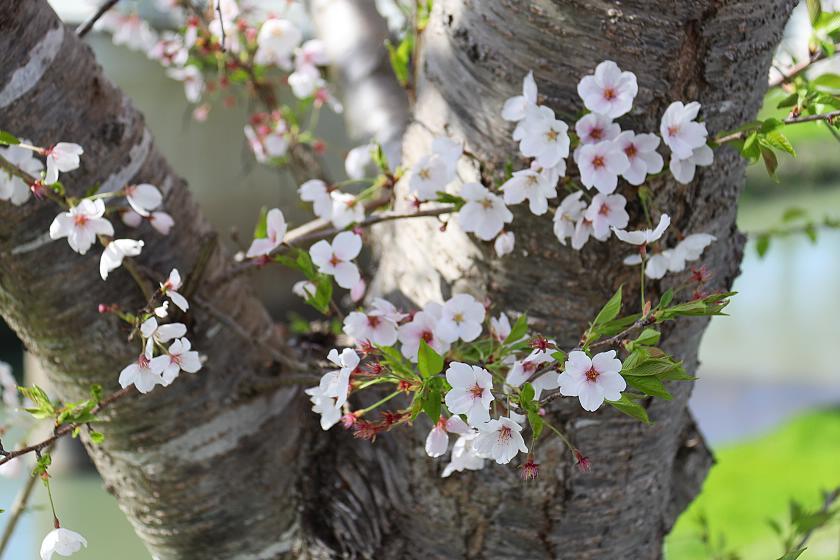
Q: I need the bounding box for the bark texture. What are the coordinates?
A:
[0,4,313,559]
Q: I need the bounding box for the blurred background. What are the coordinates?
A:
[0,1,838,558]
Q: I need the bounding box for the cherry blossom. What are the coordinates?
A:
[49,199,114,255]
[246,208,287,258]
[298,179,333,220]
[255,18,303,68]
[615,131,664,185]
[306,348,359,430]
[40,527,88,560]
[167,66,204,103]
[161,337,202,385]
[624,233,716,279]
[558,350,625,412]
[489,313,512,342]
[149,211,175,235]
[99,239,144,280]
[288,64,324,99]
[397,304,450,361]
[119,347,168,394]
[494,230,515,257]
[408,137,462,200]
[572,217,595,250]
[209,0,241,52]
[575,113,621,147]
[343,303,400,346]
[506,349,555,388]
[474,416,528,464]
[44,143,83,185]
[295,39,329,68]
[309,231,362,289]
[140,317,188,350]
[124,183,162,216]
[148,32,188,67]
[501,163,558,215]
[518,105,570,168]
[660,101,708,159]
[0,142,42,205]
[444,362,494,426]
[577,140,630,194]
[531,371,561,400]
[161,269,189,312]
[99,12,158,52]
[292,280,317,300]
[577,60,638,118]
[670,144,714,184]
[441,433,485,477]
[437,293,486,343]
[613,213,671,245]
[553,191,586,246]
[350,278,366,302]
[502,71,538,123]
[329,191,365,228]
[345,144,375,180]
[425,415,471,458]
[457,182,513,241]
[583,193,629,240]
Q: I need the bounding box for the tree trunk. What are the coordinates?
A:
[0,1,794,559]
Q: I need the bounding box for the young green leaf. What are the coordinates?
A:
[0,130,20,145]
[417,339,444,378]
[606,394,650,424]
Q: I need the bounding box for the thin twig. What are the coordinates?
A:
[793,487,840,552]
[0,444,51,555]
[215,0,227,52]
[768,44,840,88]
[76,0,121,38]
[715,110,840,144]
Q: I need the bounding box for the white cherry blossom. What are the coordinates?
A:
[457,182,513,241]
[295,39,329,68]
[572,217,595,250]
[408,137,462,200]
[49,199,114,255]
[288,64,324,99]
[124,183,162,216]
[575,113,621,147]
[501,163,558,215]
[167,65,204,103]
[577,60,638,118]
[255,18,303,68]
[40,527,88,560]
[149,211,174,235]
[329,191,365,228]
[577,140,630,194]
[583,193,629,240]
[141,317,187,350]
[44,143,83,184]
[425,415,470,457]
[660,101,708,159]
[344,309,398,346]
[559,350,625,412]
[474,416,528,464]
[298,179,332,220]
[397,305,450,361]
[506,349,555,388]
[518,105,570,168]
[670,144,714,184]
[161,337,202,385]
[345,144,375,180]
[444,362,494,426]
[292,280,317,300]
[0,142,42,205]
[502,71,538,123]
[615,131,664,185]
[489,313,512,342]
[305,349,359,430]
[437,293,486,343]
[148,32,188,67]
[247,208,287,258]
[494,230,515,257]
[309,231,362,289]
[553,191,586,246]
[625,233,716,279]
[99,239,143,280]
[161,268,189,312]
[531,371,561,400]
[441,433,485,477]
[119,347,168,394]
[613,213,671,245]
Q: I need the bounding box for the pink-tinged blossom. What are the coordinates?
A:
[572,217,595,250]
[344,307,399,346]
[295,39,329,68]
[397,305,450,361]
[167,65,204,103]
[489,313,512,342]
[0,143,42,205]
[350,278,366,302]
[330,191,365,228]
[247,208,287,258]
[577,140,630,194]
[575,113,621,147]
[441,433,485,477]
[670,144,714,184]
[559,350,625,412]
[553,191,586,246]
[444,362,494,426]
[305,348,359,430]
[660,101,708,159]
[474,416,528,464]
[494,230,515,257]
[501,164,558,215]
[437,293,486,343]
[615,131,664,185]
[518,105,570,169]
[161,268,189,312]
[506,349,555,388]
[298,179,333,220]
[577,60,638,118]
[44,142,83,184]
[409,137,463,200]
[149,211,174,235]
[49,199,113,255]
[40,527,88,560]
[148,32,188,67]
[309,231,362,289]
[583,193,629,240]
[613,213,671,245]
[161,337,202,385]
[124,183,162,216]
[457,182,513,241]
[119,347,168,394]
[425,415,471,458]
[100,239,144,280]
[624,233,716,279]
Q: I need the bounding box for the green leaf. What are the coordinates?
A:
[385,34,414,87]
[760,146,779,179]
[90,431,105,444]
[550,350,566,363]
[741,131,761,162]
[253,207,268,239]
[804,223,818,243]
[782,207,807,223]
[658,289,674,309]
[593,287,622,327]
[622,357,681,377]
[812,73,840,91]
[520,382,536,410]
[764,131,796,157]
[527,409,544,440]
[624,375,672,400]
[504,314,528,344]
[434,192,466,209]
[756,234,771,258]
[33,452,52,477]
[0,130,20,145]
[606,394,650,424]
[304,275,333,315]
[422,387,441,423]
[633,328,661,347]
[807,0,822,25]
[777,549,807,560]
[417,339,444,378]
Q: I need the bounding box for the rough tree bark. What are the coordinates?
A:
[0,1,793,559]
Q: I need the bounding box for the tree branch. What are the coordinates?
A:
[75,0,121,38]
[714,110,840,144]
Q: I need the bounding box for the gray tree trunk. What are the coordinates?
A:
[0,1,792,559]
